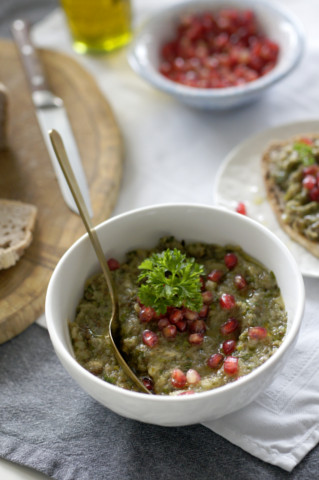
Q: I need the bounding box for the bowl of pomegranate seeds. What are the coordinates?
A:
[128,0,304,109]
[46,204,304,426]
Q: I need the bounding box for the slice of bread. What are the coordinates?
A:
[0,199,38,270]
[262,135,319,258]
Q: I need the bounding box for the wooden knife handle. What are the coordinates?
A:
[11,19,51,95]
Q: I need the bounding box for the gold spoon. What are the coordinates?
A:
[49,129,151,395]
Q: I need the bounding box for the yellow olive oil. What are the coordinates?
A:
[60,0,132,54]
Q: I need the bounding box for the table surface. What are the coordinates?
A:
[1,0,319,479]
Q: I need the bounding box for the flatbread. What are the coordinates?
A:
[0,199,38,269]
[262,134,319,258]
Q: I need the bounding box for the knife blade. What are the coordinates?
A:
[11,19,93,217]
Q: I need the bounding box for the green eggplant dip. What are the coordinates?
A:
[266,136,319,241]
[69,237,287,395]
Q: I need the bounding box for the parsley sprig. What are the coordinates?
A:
[293,142,315,166]
[138,248,204,314]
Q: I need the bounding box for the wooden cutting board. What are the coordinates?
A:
[0,40,123,343]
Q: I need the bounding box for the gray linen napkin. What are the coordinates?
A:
[1,324,312,480]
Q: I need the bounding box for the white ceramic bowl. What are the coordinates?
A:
[127,0,304,110]
[45,204,304,426]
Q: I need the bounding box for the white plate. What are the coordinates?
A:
[214,119,319,278]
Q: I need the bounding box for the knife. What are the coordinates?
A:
[11,19,93,217]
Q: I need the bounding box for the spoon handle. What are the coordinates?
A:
[49,129,151,394]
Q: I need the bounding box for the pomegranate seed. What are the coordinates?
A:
[207,269,224,283]
[309,187,319,202]
[224,356,239,375]
[219,293,236,309]
[142,377,154,391]
[158,318,170,330]
[198,304,209,318]
[169,308,183,324]
[202,290,214,304]
[236,202,247,215]
[188,333,204,345]
[176,319,187,332]
[248,326,268,340]
[302,175,317,191]
[182,308,199,321]
[199,276,206,291]
[207,353,224,369]
[222,339,236,354]
[171,368,187,388]
[234,274,247,290]
[189,319,207,334]
[220,317,239,335]
[162,324,177,339]
[224,253,238,269]
[107,258,120,270]
[178,390,195,395]
[299,137,313,145]
[186,369,201,385]
[139,306,156,323]
[167,306,176,314]
[142,330,158,348]
[303,165,319,176]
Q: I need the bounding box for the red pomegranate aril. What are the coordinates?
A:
[220,317,239,335]
[234,274,247,290]
[142,330,158,348]
[107,258,120,271]
[236,202,247,215]
[186,368,201,385]
[224,253,238,269]
[303,165,319,176]
[162,324,177,339]
[182,308,199,321]
[299,137,313,145]
[224,356,239,375]
[199,276,206,291]
[202,290,214,304]
[178,390,195,395]
[219,293,236,310]
[302,175,317,191]
[198,304,209,318]
[171,368,187,388]
[207,269,224,283]
[169,308,183,325]
[176,319,187,332]
[142,377,154,391]
[158,318,170,330]
[222,339,236,355]
[309,186,319,202]
[207,353,224,369]
[189,319,207,334]
[139,306,156,323]
[188,333,204,345]
[248,326,268,340]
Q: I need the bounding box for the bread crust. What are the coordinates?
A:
[262,134,319,258]
[0,199,38,269]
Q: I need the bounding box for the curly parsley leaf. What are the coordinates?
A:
[138,248,204,314]
[293,142,315,166]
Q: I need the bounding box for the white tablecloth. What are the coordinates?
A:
[33,0,319,471]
